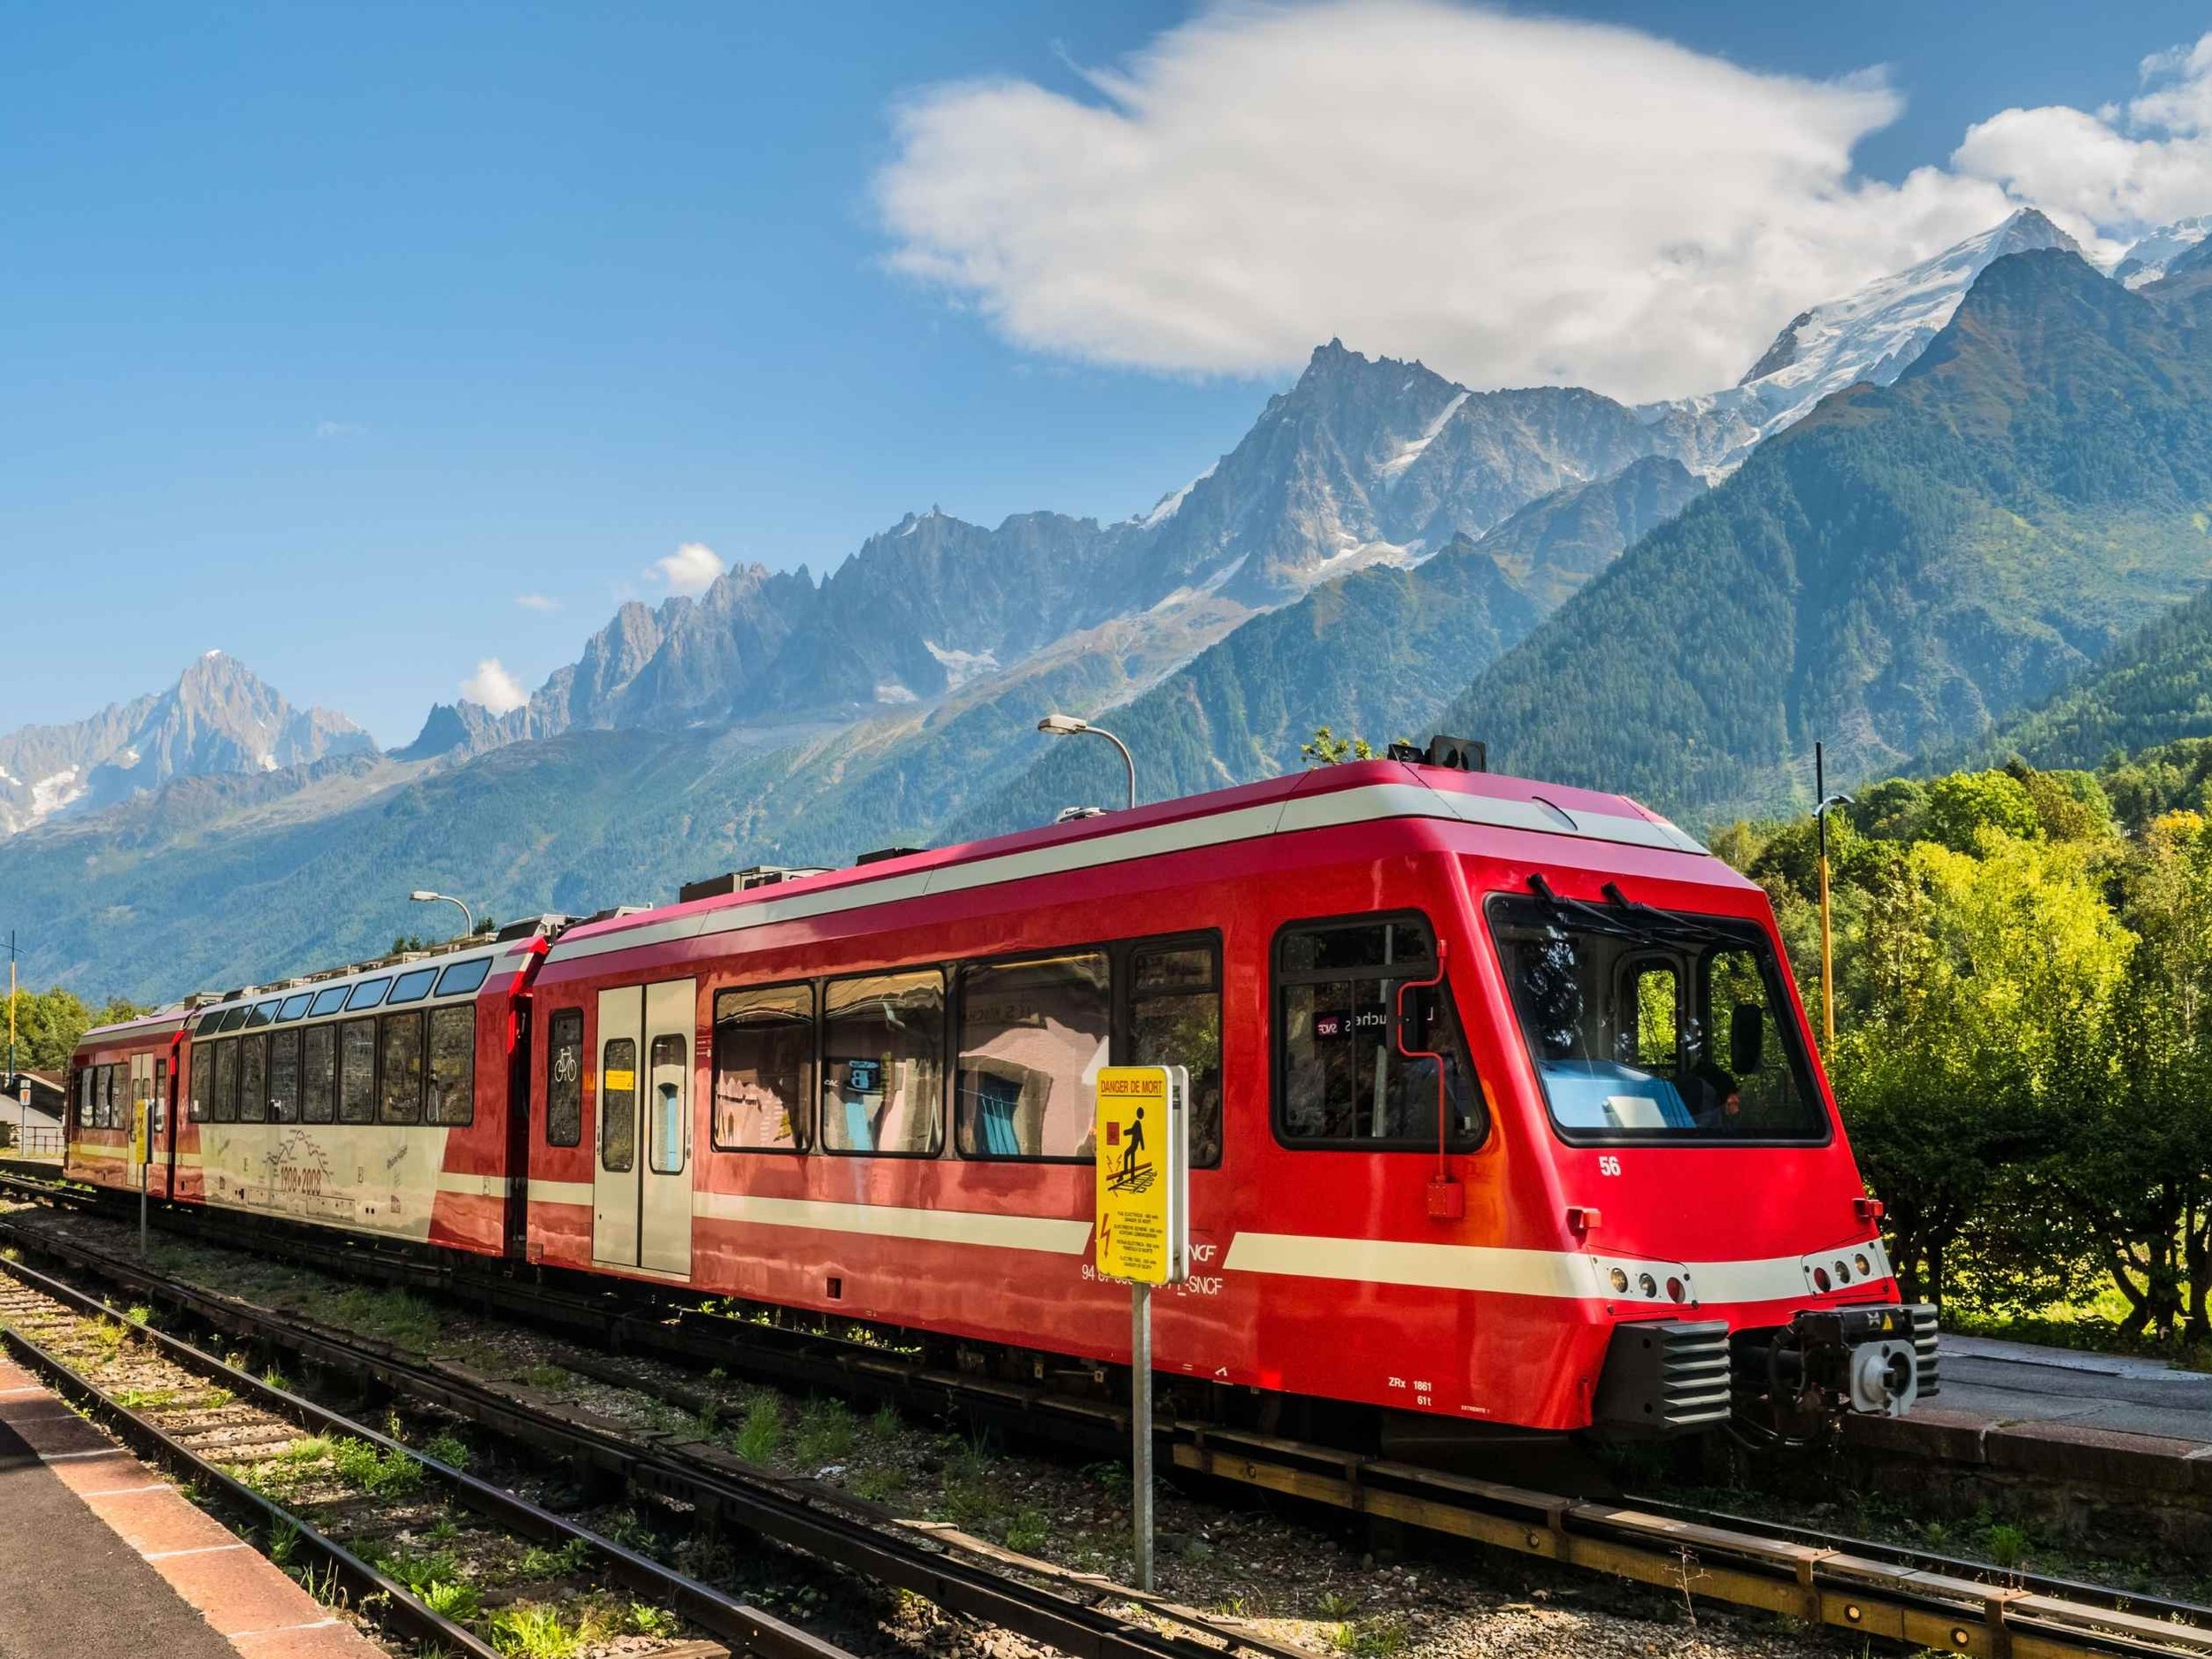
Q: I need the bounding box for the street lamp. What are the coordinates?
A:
[409,889,475,941]
[1811,741,1854,1057]
[1037,714,1136,811]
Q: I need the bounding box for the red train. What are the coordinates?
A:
[65,749,1935,1442]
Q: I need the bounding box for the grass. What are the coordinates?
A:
[1944,1284,2212,1371]
[1002,1505,1048,1555]
[267,1519,301,1567]
[420,1578,481,1620]
[1333,1616,1410,1659]
[111,1386,179,1410]
[329,1436,424,1495]
[485,1602,582,1659]
[330,1285,443,1354]
[420,1431,471,1470]
[793,1396,856,1465]
[732,1396,782,1464]
[514,1537,592,1580]
[849,1464,904,1502]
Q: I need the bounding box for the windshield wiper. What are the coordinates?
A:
[1524,874,1742,949]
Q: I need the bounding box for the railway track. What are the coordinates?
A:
[0,1256,835,1659]
[4,1170,2208,1659]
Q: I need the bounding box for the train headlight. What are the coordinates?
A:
[1854,1253,1871,1278]
[1609,1267,1629,1294]
[1636,1272,1658,1299]
[1834,1259,1852,1285]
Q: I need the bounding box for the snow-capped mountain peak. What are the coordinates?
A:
[1640,208,2083,474]
[2114,215,2212,288]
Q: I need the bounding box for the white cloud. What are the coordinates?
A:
[875,4,2212,403]
[313,419,366,439]
[1953,34,2212,257]
[460,658,526,715]
[515,592,560,611]
[651,541,726,596]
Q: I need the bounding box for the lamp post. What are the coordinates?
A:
[1037,714,1137,811]
[1811,742,1854,1058]
[408,889,475,942]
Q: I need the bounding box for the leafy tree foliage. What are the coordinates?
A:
[1,986,146,1072]
[1727,747,2212,1338]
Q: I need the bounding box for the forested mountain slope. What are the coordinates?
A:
[1443,249,2212,822]
[1976,579,2212,768]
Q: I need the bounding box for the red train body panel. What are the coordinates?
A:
[68,758,1924,1437]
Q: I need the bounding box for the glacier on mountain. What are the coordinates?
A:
[1639,209,2081,475]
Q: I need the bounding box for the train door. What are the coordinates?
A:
[591,979,695,1276]
[128,1054,152,1193]
[639,979,695,1277]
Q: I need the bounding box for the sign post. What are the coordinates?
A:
[1094,1064,1188,1592]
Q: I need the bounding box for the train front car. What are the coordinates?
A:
[1432,769,1936,1444]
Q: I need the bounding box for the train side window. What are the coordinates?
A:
[308,986,349,1018]
[188,1045,211,1123]
[1274,914,1486,1149]
[94,1064,110,1129]
[277,993,312,1022]
[1127,938,1224,1169]
[434,958,491,998]
[380,1011,426,1124]
[240,1034,270,1123]
[153,1058,167,1134]
[268,1028,301,1124]
[246,999,280,1028]
[302,1025,336,1124]
[346,977,392,1012]
[648,1034,687,1174]
[711,985,812,1152]
[600,1038,637,1171]
[546,1010,584,1148]
[956,951,1109,1160]
[388,966,438,1005]
[427,1006,474,1125]
[77,1067,94,1132]
[820,971,944,1156]
[212,1041,241,1124]
[338,1020,377,1124]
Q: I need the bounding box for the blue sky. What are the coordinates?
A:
[9,1,2212,743]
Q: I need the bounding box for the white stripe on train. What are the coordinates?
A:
[518,1186,1886,1305]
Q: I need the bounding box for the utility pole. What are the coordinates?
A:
[6,929,17,1154]
[1816,746,1832,1055]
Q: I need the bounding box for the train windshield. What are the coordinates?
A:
[1486,894,1828,1144]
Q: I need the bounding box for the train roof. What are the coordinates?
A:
[546,759,1725,969]
[74,923,559,1052]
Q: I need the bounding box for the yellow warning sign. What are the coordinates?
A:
[130,1102,149,1167]
[1094,1065,1188,1286]
[603,1068,635,1093]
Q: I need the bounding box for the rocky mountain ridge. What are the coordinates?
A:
[0,652,373,836]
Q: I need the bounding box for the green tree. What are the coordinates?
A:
[2039,811,2212,1338]
[1920,770,2044,853]
[1831,833,2128,1304]
[1299,726,1372,767]
[0,986,144,1072]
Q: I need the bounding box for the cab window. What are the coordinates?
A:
[1275,915,1486,1148]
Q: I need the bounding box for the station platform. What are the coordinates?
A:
[0,1356,383,1657]
[1840,1331,2212,1555]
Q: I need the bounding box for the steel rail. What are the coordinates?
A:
[0,1252,848,1659]
[0,1218,1293,1659]
[0,1298,504,1659]
[8,1171,2212,1657]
